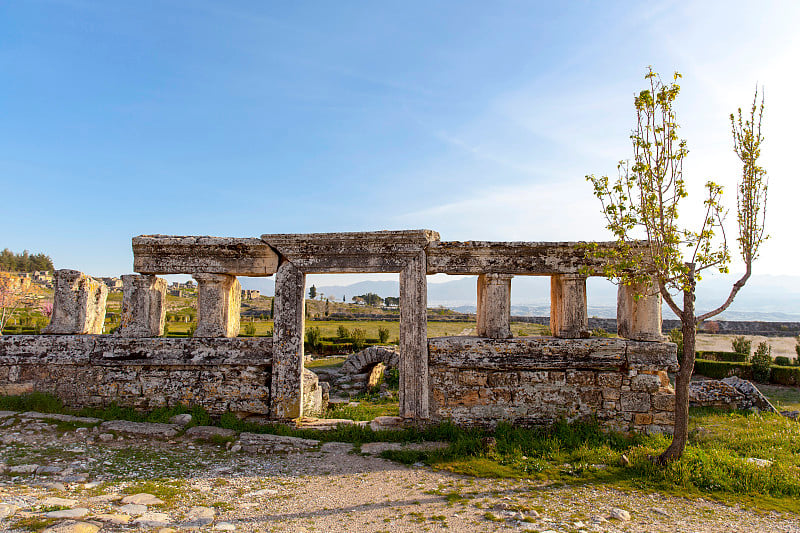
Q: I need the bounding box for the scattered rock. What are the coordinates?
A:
[214,522,236,531]
[8,464,39,474]
[119,503,148,515]
[45,507,89,519]
[243,488,279,497]
[41,497,79,507]
[181,506,215,527]
[184,426,236,440]
[21,411,101,425]
[134,511,173,528]
[360,442,402,455]
[746,457,773,468]
[36,465,63,475]
[236,432,319,453]
[619,454,630,467]
[609,508,631,521]
[369,416,405,431]
[41,482,68,491]
[100,420,181,438]
[94,513,131,524]
[42,521,99,533]
[650,507,670,516]
[0,503,18,519]
[320,442,354,454]
[296,418,355,431]
[169,413,193,426]
[121,493,165,505]
[98,433,115,442]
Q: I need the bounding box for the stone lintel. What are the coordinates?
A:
[261,230,440,273]
[192,273,241,338]
[426,241,640,275]
[550,274,589,339]
[476,274,513,339]
[133,235,278,276]
[626,340,679,371]
[428,336,627,370]
[117,274,167,337]
[43,270,108,335]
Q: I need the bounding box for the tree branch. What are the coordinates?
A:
[695,266,751,323]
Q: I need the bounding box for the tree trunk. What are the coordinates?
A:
[657,263,696,463]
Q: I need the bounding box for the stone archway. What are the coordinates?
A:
[341,346,400,375]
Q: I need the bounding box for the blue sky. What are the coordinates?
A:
[2,1,799,290]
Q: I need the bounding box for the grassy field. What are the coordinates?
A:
[757,383,800,411]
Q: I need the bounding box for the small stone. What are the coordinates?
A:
[42,497,78,507]
[609,508,631,521]
[61,474,88,483]
[98,433,115,442]
[41,482,68,491]
[214,522,236,531]
[0,503,18,519]
[184,426,236,440]
[121,493,165,505]
[8,464,38,473]
[229,444,242,453]
[169,413,193,426]
[158,529,178,533]
[119,504,148,515]
[134,512,172,528]
[42,521,100,533]
[181,506,215,527]
[94,513,131,524]
[244,488,279,497]
[650,507,670,516]
[36,465,63,475]
[746,457,773,468]
[619,454,630,467]
[590,515,608,523]
[45,507,89,519]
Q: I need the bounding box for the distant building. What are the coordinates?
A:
[101,277,123,291]
[241,289,261,300]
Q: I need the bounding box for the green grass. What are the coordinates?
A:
[325,397,399,420]
[306,356,347,369]
[757,383,800,411]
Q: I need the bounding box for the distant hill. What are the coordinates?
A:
[239,273,800,321]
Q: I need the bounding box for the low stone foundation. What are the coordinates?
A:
[428,336,678,433]
[0,336,275,416]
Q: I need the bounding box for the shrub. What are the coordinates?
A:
[591,327,613,338]
[187,323,197,337]
[696,351,748,363]
[243,323,256,337]
[774,356,792,367]
[770,365,800,386]
[795,336,800,359]
[351,328,367,351]
[751,342,773,383]
[377,326,390,344]
[694,359,752,380]
[731,336,752,359]
[305,327,321,350]
[337,325,350,341]
[384,367,400,389]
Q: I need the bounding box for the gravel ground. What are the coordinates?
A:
[1,412,799,533]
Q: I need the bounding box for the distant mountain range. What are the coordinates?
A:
[239,274,800,321]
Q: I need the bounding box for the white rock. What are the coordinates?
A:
[746,457,773,468]
[93,513,131,524]
[42,521,99,533]
[98,433,115,442]
[135,512,172,528]
[181,506,215,527]
[244,488,279,497]
[8,464,38,473]
[42,497,79,507]
[45,507,89,519]
[609,508,631,521]
[214,523,236,531]
[121,493,164,505]
[119,503,148,515]
[0,503,18,519]
[169,413,193,426]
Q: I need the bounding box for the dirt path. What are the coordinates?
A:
[1,412,799,533]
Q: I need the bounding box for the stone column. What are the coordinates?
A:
[617,280,663,341]
[399,250,429,419]
[270,260,306,419]
[476,274,513,339]
[550,274,588,338]
[192,274,241,338]
[43,269,108,335]
[117,274,167,337]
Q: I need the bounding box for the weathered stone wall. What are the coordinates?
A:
[428,336,678,433]
[0,335,274,416]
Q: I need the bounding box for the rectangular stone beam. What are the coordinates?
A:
[261,230,440,273]
[399,250,429,419]
[133,235,278,276]
[426,241,644,275]
[270,260,306,419]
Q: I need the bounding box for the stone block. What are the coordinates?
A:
[476,274,513,339]
[487,372,519,387]
[653,411,674,425]
[579,389,602,407]
[457,370,487,386]
[133,235,278,276]
[630,373,661,393]
[620,391,650,412]
[651,392,676,412]
[602,388,621,400]
[597,372,623,388]
[566,370,595,386]
[117,275,167,337]
[634,413,653,425]
[193,274,241,338]
[43,270,108,335]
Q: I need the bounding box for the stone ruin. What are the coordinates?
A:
[0,230,678,433]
